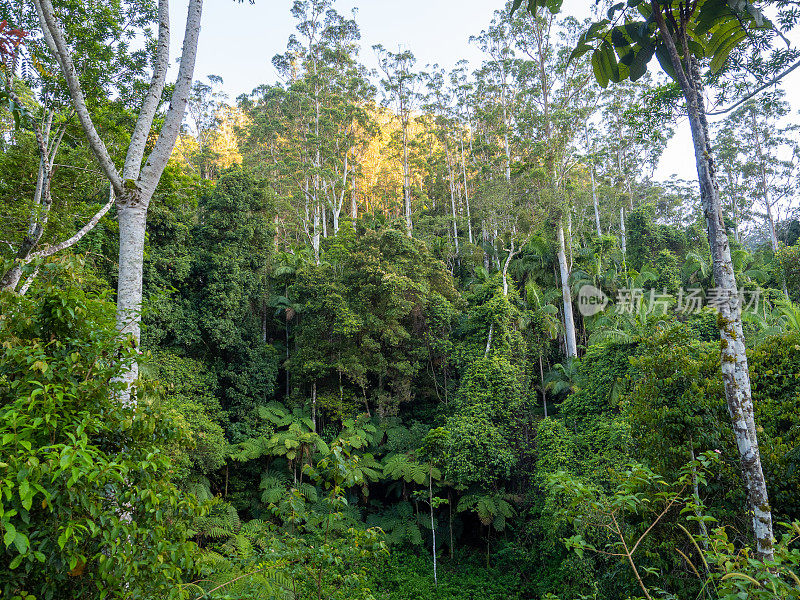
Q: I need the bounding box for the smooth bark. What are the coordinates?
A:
[557,221,577,358]
[34,0,206,400]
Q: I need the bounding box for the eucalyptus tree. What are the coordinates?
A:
[714,123,748,242]
[316,8,374,235]
[28,0,218,399]
[0,1,155,293]
[182,75,228,180]
[718,93,799,253]
[510,8,598,359]
[520,0,779,559]
[268,0,372,261]
[374,45,421,235]
[449,62,476,244]
[471,12,518,183]
[423,66,461,254]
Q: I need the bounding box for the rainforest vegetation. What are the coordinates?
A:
[2,0,800,598]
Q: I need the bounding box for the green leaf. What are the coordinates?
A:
[591,49,610,88]
[629,42,655,80]
[655,43,677,80]
[3,523,16,547]
[13,532,28,554]
[709,28,746,73]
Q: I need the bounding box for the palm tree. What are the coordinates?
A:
[543,358,581,399]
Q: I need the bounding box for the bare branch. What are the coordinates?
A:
[25,186,114,262]
[31,0,123,194]
[140,0,204,195]
[124,0,171,180]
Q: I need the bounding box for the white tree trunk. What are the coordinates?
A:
[460,134,473,244]
[34,0,205,403]
[312,204,321,265]
[557,221,577,358]
[115,199,147,396]
[620,206,627,256]
[445,144,459,254]
[502,240,518,297]
[653,5,773,560]
[429,475,437,586]
[590,167,601,236]
[402,115,413,235]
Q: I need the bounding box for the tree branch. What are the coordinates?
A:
[707,58,800,116]
[140,0,204,196]
[31,0,123,195]
[25,186,114,262]
[123,0,171,180]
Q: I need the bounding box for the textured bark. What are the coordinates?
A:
[557,221,577,358]
[652,2,773,560]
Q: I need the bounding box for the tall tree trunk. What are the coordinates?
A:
[460,134,473,244]
[311,382,317,432]
[557,221,577,358]
[653,4,773,560]
[751,109,779,252]
[590,167,601,236]
[429,473,438,585]
[402,112,413,235]
[445,143,459,254]
[620,206,627,257]
[539,355,548,417]
[312,204,321,265]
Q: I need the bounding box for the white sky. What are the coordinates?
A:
[169,0,800,184]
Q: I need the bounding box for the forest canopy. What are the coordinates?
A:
[1,0,800,598]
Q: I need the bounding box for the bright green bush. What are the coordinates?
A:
[0,277,199,599]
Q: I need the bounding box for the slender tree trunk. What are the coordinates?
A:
[445,143,459,254]
[652,4,773,560]
[460,134,473,244]
[502,99,511,183]
[311,382,317,432]
[484,323,494,357]
[590,168,601,236]
[312,205,321,265]
[539,355,547,418]
[620,206,627,257]
[482,222,490,270]
[429,474,437,585]
[402,112,413,235]
[557,221,577,358]
[502,240,518,297]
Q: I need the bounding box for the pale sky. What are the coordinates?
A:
[168,0,800,184]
